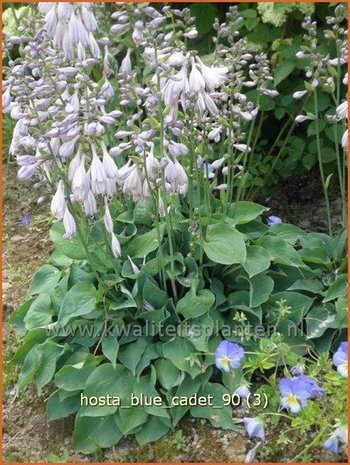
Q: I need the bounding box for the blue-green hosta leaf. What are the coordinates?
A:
[58,282,97,326]
[249,273,274,308]
[191,383,236,430]
[142,277,168,309]
[102,336,119,368]
[306,305,339,340]
[47,390,81,421]
[268,291,315,325]
[227,201,269,225]
[17,345,42,392]
[115,405,148,435]
[73,414,123,453]
[176,286,215,320]
[123,225,165,258]
[34,340,66,393]
[118,337,150,375]
[203,223,246,265]
[155,359,182,391]
[24,294,54,330]
[80,363,134,417]
[243,245,271,278]
[135,415,170,445]
[133,374,170,421]
[50,222,86,260]
[269,224,306,245]
[162,337,202,378]
[256,235,306,268]
[12,328,47,363]
[323,274,347,302]
[29,264,61,296]
[9,298,34,334]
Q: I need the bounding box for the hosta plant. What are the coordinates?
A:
[3,1,347,455]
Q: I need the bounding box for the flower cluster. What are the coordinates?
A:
[3,3,281,246]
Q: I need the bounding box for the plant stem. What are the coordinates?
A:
[314,90,333,236]
[290,425,328,462]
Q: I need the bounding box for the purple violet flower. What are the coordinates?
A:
[21,214,32,228]
[324,426,348,454]
[333,342,348,378]
[278,376,323,414]
[215,340,245,372]
[267,215,282,226]
[243,417,265,440]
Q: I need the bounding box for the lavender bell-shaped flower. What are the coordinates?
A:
[39,3,99,61]
[84,190,97,216]
[90,144,108,195]
[103,198,114,234]
[63,205,77,238]
[102,143,119,179]
[51,180,66,220]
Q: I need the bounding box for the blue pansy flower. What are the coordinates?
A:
[324,435,340,454]
[297,375,324,398]
[243,417,265,440]
[333,341,348,378]
[267,215,282,225]
[324,426,348,454]
[215,340,244,373]
[278,375,323,414]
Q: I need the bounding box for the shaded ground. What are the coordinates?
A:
[259,168,344,233]
[2,162,345,463]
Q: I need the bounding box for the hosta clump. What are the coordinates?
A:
[4,2,347,454]
[10,201,346,452]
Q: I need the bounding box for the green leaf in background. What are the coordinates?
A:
[203,223,246,265]
[190,3,218,36]
[274,60,296,86]
[307,119,326,137]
